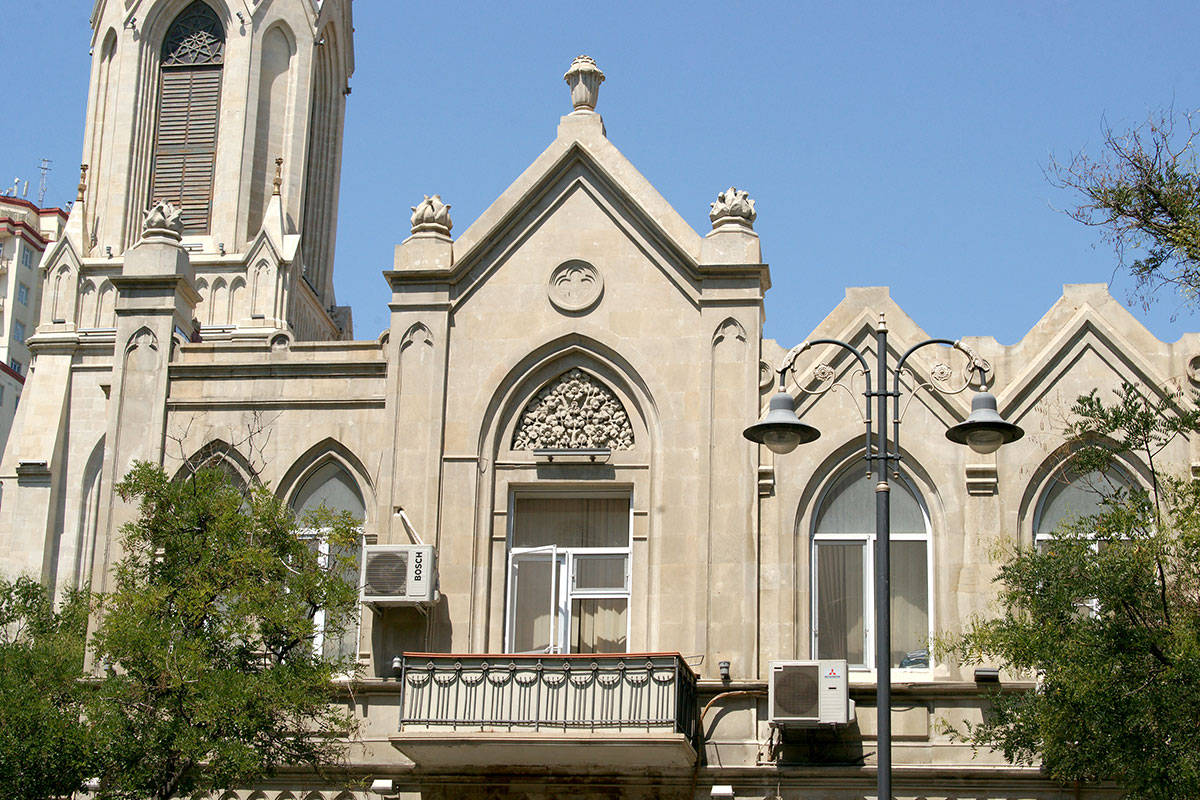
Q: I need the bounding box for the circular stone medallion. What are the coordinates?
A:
[548,260,603,313]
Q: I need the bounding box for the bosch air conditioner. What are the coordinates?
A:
[768,660,854,726]
[360,545,437,606]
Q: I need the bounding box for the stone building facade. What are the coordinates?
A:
[3,2,1199,799]
[0,195,66,454]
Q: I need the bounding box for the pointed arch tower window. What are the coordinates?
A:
[150,1,224,235]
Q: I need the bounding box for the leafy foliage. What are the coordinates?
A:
[87,462,361,800]
[1049,110,1200,314]
[942,383,1200,799]
[0,576,95,800]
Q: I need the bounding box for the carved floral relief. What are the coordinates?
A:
[512,368,634,450]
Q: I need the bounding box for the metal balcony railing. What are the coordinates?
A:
[397,653,698,741]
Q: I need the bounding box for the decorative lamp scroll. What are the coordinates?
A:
[564,55,605,112]
[709,187,757,230]
[410,194,453,236]
[513,368,634,451]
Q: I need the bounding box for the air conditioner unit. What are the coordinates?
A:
[768,660,854,726]
[360,544,437,606]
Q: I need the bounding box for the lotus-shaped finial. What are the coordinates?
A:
[141,200,184,241]
[410,194,453,236]
[709,187,757,230]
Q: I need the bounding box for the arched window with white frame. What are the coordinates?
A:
[1033,462,1133,549]
[811,467,931,670]
[290,461,365,663]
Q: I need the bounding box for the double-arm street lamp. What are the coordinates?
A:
[744,314,1024,800]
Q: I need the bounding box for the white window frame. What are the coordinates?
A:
[504,490,633,655]
[289,460,368,670]
[20,246,32,268]
[297,526,364,668]
[1032,463,1133,550]
[16,283,28,305]
[1032,462,1136,617]
[13,321,25,344]
[810,471,933,672]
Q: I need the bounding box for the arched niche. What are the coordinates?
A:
[246,22,296,238]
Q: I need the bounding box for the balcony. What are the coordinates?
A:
[390,653,699,771]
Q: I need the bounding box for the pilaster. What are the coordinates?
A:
[89,207,200,600]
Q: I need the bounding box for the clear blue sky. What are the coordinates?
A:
[5,1,1200,349]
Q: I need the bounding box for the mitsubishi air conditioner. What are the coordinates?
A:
[360,545,437,606]
[768,660,855,726]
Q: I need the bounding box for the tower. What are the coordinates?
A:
[0,0,355,591]
[79,0,354,337]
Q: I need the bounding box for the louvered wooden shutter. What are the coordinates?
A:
[150,68,221,234]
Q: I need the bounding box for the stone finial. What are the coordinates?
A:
[410,194,453,236]
[141,200,184,242]
[272,157,283,195]
[564,55,605,112]
[709,187,757,230]
[77,164,88,202]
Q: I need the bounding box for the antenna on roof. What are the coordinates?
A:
[38,159,51,207]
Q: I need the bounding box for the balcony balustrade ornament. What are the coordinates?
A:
[564,55,605,112]
[410,194,453,237]
[709,187,757,230]
[512,368,634,450]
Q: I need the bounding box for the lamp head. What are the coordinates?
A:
[743,390,820,454]
[946,390,1023,454]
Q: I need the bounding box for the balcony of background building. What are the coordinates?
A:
[390,652,699,771]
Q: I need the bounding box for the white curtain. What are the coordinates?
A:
[571,598,627,654]
[513,497,629,548]
[816,542,864,664]
[890,540,928,666]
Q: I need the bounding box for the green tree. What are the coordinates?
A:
[88,462,362,800]
[0,576,95,800]
[1050,109,1200,314]
[942,383,1200,800]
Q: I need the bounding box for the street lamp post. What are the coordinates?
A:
[744,314,1023,800]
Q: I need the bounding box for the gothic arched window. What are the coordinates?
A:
[290,461,365,663]
[150,1,224,234]
[1033,464,1132,547]
[811,468,931,670]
